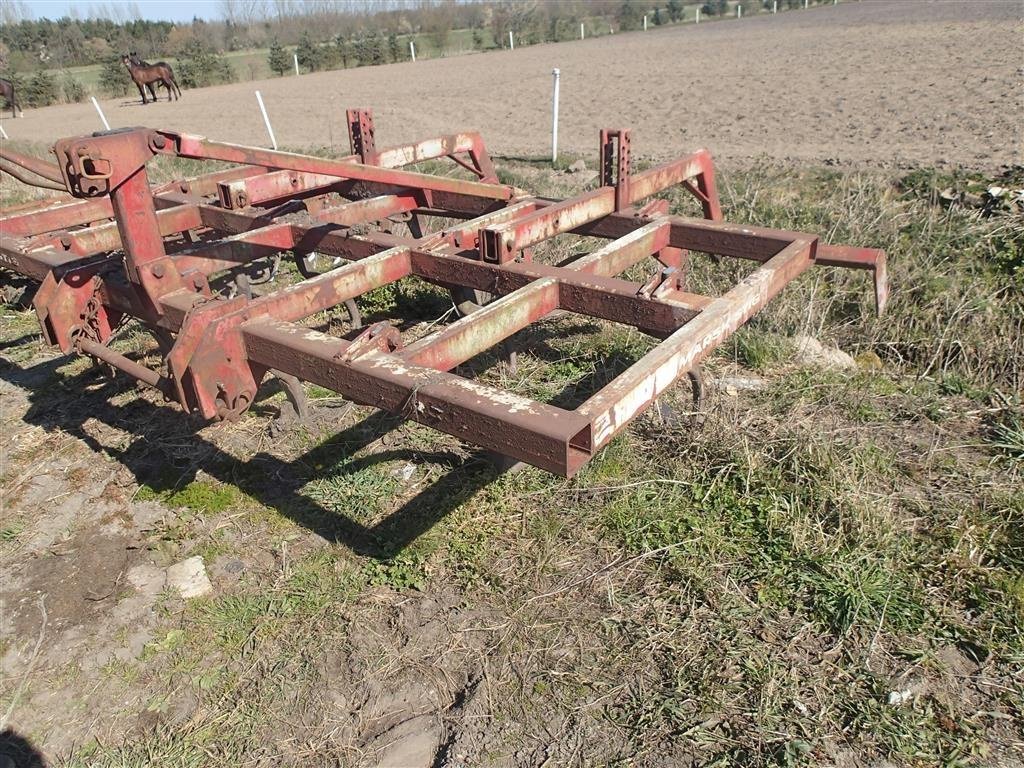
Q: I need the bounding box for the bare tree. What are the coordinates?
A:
[1,0,31,26]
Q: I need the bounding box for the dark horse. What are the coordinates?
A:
[0,77,23,117]
[122,52,181,104]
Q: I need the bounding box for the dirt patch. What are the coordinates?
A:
[1,1,1020,170]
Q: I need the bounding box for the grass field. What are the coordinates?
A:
[1,146,1021,765]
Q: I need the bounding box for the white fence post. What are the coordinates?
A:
[90,96,110,130]
[580,22,585,40]
[509,30,514,50]
[255,90,277,150]
[773,0,778,13]
[409,40,416,61]
[696,8,701,23]
[737,4,742,18]
[643,15,648,30]
[0,125,8,140]
[293,52,299,75]
[551,68,560,165]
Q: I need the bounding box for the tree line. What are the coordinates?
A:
[1,0,822,108]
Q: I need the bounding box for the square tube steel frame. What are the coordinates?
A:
[0,111,888,476]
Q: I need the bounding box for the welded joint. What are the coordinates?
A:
[336,321,402,362]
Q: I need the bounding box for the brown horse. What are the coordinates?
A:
[122,52,181,104]
[0,77,23,117]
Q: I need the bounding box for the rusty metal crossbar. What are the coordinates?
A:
[0,109,888,476]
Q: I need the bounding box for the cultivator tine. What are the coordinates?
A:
[0,113,886,477]
[272,369,310,423]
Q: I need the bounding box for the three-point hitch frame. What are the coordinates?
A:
[0,110,888,476]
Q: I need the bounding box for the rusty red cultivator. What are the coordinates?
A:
[0,112,887,476]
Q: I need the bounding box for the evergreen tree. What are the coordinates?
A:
[617,1,642,31]
[99,54,130,97]
[334,35,351,68]
[667,0,684,21]
[177,38,235,88]
[295,31,323,72]
[387,32,400,62]
[267,37,289,76]
[23,70,59,107]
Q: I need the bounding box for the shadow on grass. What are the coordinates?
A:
[0,312,648,560]
[0,727,46,768]
[0,353,500,560]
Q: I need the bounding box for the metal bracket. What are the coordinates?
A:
[347,108,378,165]
[600,129,631,211]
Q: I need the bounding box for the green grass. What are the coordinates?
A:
[2,153,1019,765]
[137,480,239,513]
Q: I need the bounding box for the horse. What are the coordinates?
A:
[0,77,23,118]
[130,53,183,102]
[122,52,181,104]
[124,52,182,103]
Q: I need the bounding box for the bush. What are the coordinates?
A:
[354,35,385,67]
[176,39,235,88]
[334,36,352,68]
[22,70,59,107]
[267,37,289,76]
[295,32,324,72]
[617,1,643,30]
[388,32,403,62]
[99,55,131,97]
[61,75,87,103]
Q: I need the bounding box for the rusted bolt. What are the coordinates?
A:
[152,264,165,279]
[151,133,167,149]
[192,275,204,290]
[180,182,189,193]
[59,235,72,250]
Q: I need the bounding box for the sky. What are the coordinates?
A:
[23,0,225,22]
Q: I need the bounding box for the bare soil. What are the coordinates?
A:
[1,3,1022,765]
[2,0,1021,169]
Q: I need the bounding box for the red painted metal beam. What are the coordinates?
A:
[242,318,593,475]
[0,117,887,480]
[159,131,515,202]
[578,237,817,450]
[479,149,716,262]
[400,278,560,371]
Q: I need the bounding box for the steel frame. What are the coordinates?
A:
[0,110,888,476]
